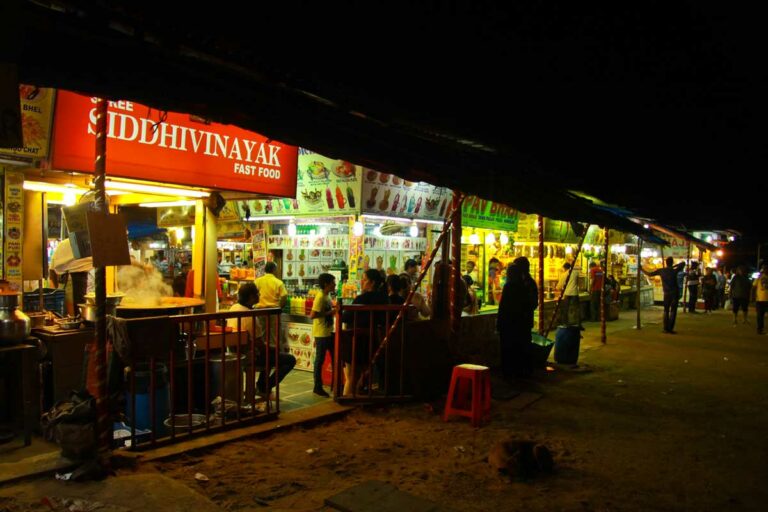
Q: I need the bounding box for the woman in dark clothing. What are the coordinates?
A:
[340,269,389,395]
[497,263,537,379]
[387,274,405,305]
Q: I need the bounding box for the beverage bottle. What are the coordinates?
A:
[407,196,416,213]
[414,196,423,214]
[335,186,345,209]
[325,187,334,209]
[391,193,400,212]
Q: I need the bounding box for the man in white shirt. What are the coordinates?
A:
[557,261,582,327]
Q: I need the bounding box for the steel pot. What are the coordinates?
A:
[27,312,49,329]
[84,293,125,307]
[78,303,117,323]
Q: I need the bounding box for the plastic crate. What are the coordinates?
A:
[22,288,65,316]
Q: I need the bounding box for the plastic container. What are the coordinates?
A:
[22,288,65,316]
[554,326,581,365]
[124,363,170,434]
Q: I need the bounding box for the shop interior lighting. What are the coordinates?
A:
[409,222,419,238]
[469,231,480,245]
[565,245,573,254]
[583,244,592,251]
[139,200,197,208]
[485,232,496,244]
[499,233,509,245]
[373,225,382,237]
[319,226,328,236]
[706,235,713,243]
[245,215,294,222]
[287,221,297,237]
[712,258,719,266]
[353,220,364,237]
[418,219,445,225]
[728,236,736,242]
[716,249,724,257]
[23,180,88,194]
[361,214,411,224]
[175,227,186,240]
[103,179,209,198]
[461,234,468,244]
[643,223,650,229]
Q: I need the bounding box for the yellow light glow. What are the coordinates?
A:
[469,232,480,245]
[175,227,186,240]
[485,232,496,244]
[139,200,197,208]
[716,249,724,257]
[23,181,88,194]
[499,233,509,245]
[104,180,209,198]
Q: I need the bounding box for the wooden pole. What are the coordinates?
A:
[544,225,589,339]
[92,98,111,463]
[601,227,608,344]
[450,191,462,334]
[683,242,691,312]
[636,237,643,329]
[538,215,545,335]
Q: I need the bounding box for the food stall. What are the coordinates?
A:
[5,87,299,419]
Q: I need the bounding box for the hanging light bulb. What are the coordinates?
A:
[565,245,573,255]
[461,234,468,244]
[353,220,364,237]
[469,231,480,245]
[63,190,78,206]
[499,233,509,245]
[485,232,496,244]
[409,222,419,238]
[175,227,185,240]
[287,221,297,237]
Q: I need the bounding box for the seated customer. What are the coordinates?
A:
[387,274,405,305]
[227,283,295,399]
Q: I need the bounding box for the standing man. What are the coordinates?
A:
[557,261,581,328]
[404,258,419,280]
[642,257,685,334]
[255,261,288,346]
[730,266,752,325]
[589,261,605,321]
[714,267,726,309]
[310,273,337,397]
[686,261,702,313]
[753,263,768,335]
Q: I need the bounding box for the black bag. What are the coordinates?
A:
[40,390,97,460]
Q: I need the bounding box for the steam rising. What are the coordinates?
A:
[116,265,172,307]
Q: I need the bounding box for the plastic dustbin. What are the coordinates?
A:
[124,363,170,435]
[209,354,248,403]
[554,326,581,365]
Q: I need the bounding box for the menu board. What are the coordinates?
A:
[239,149,362,217]
[3,171,24,290]
[251,229,267,276]
[285,322,314,371]
[657,233,689,259]
[0,85,55,161]
[361,169,451,221]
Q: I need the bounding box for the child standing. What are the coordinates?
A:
[310,273,337,397]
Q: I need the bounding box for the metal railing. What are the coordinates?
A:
[333,303,412,403]
[119,307,282,450]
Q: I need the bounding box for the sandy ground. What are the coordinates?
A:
[3,308,767,511]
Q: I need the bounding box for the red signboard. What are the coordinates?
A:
[50,91,298,197]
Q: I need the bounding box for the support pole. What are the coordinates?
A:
[537,215,545,335]
[92,98,111,462]
[683,242,691,312]
[450,191,462,334]
[636,237,643,329]
[545,225,589,339]
[601,227,608,344]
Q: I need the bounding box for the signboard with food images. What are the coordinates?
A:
[285,322,315,371]
[361,169,451,221]
[461,195,520,232]
[0,84,55,161]
[51,91,298,197]
[251,229,267,277]
[237,149,362,218]
[3,170,24,290]
[277,235,348,280]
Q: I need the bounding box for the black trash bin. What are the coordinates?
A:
[554,326,581,365]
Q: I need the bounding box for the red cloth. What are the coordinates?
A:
[590,266,604,292]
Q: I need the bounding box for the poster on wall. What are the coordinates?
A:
[239,149,362,217]
[361,169,450,221]
[462,195,519,231]
[285,322,314,371]
[251,229,267,276]
[3,171,24,290]
[0,84,55,161]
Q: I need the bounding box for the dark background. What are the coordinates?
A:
[4,1,766,259]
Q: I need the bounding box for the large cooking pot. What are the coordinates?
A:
[83,293,125,307]
[0,281,31,343]
[78,303,117,323]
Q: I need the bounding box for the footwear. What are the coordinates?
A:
[313,388,330,398]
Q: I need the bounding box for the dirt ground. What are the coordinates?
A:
[3,309,767,511]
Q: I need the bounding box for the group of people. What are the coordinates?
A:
[643,258,768,335]
[555,260,618,328]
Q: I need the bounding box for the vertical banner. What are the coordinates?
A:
[3,170,24,290]
[0,84,55,161]
[251,229,267,276]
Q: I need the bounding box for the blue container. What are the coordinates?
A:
[554,326,581,364]
[125,363,170,434]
